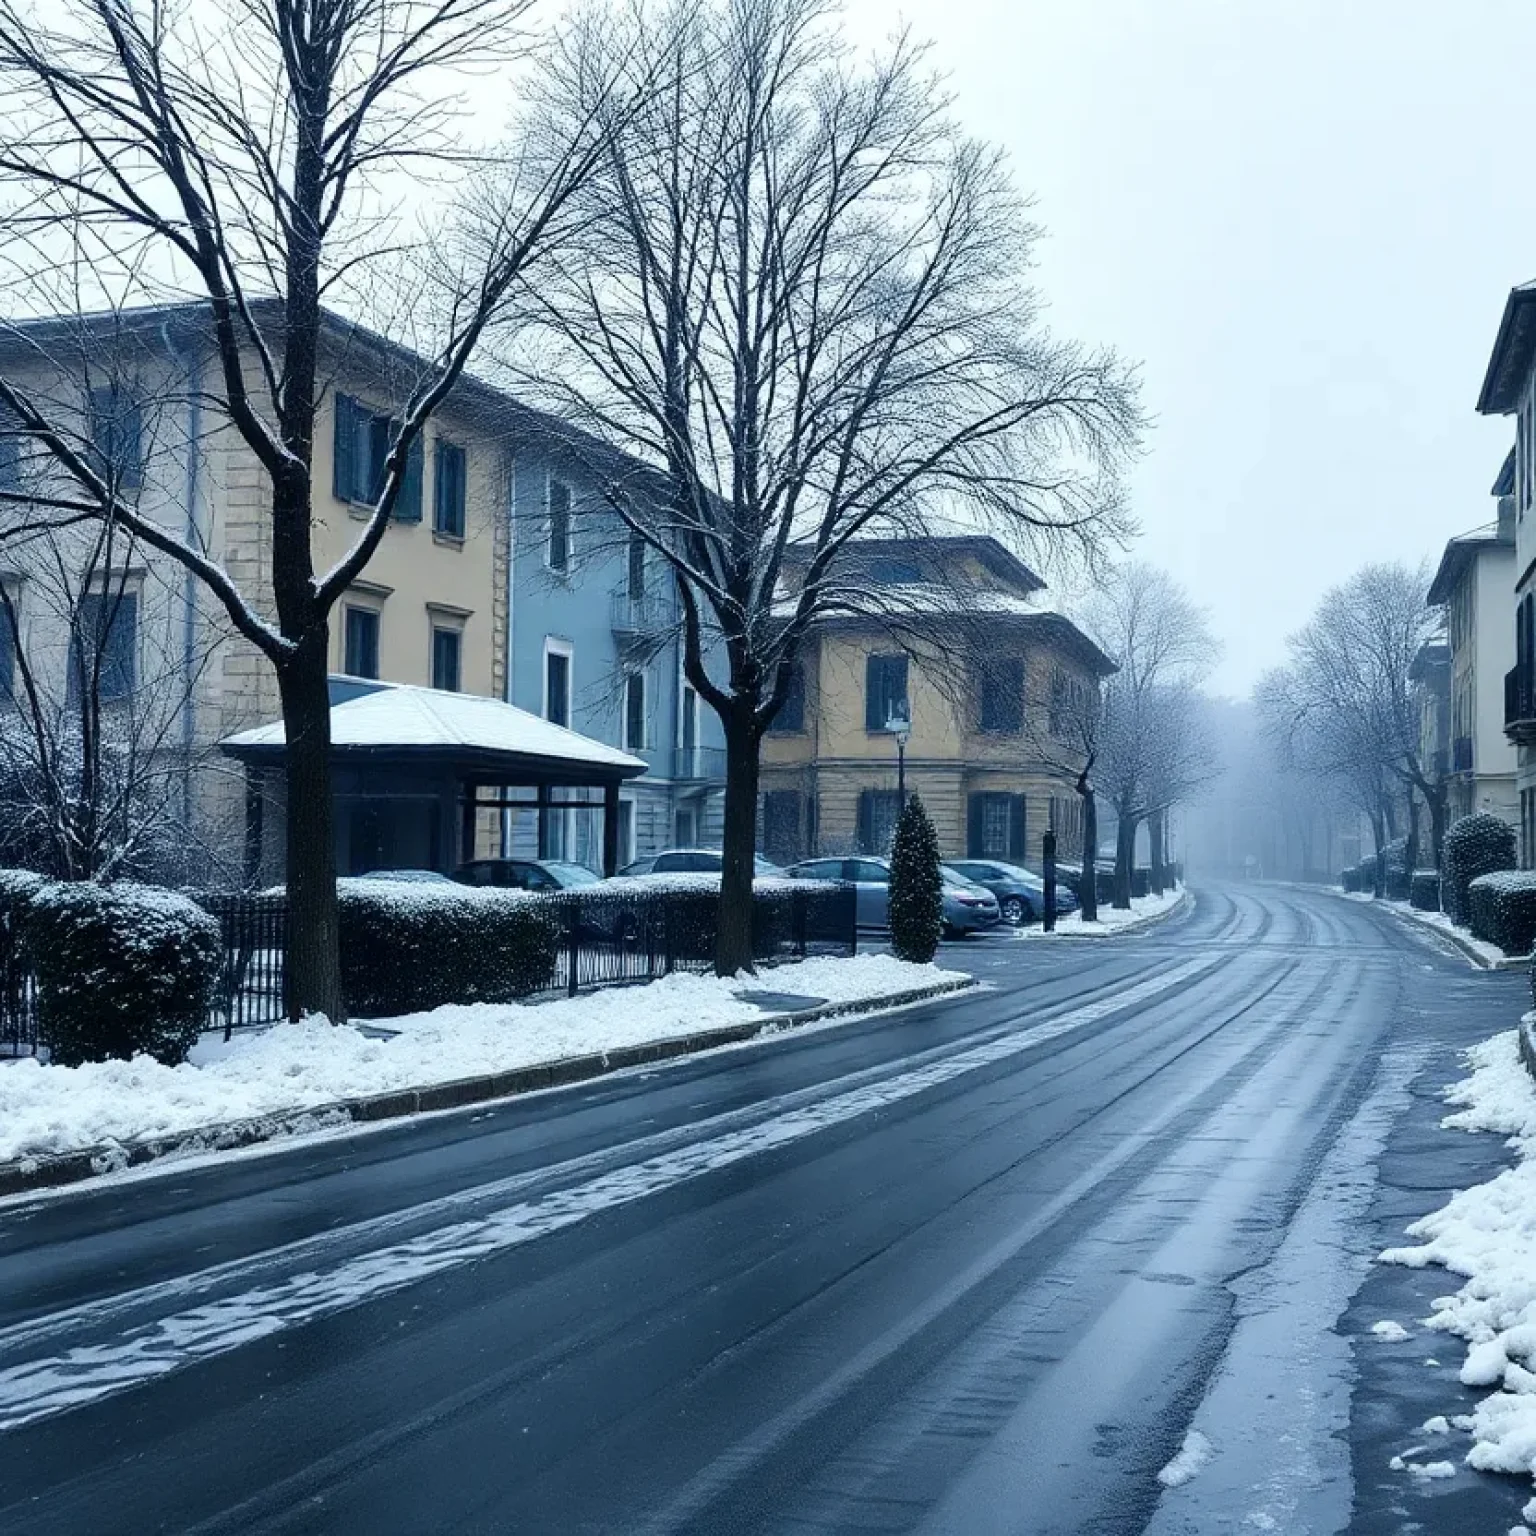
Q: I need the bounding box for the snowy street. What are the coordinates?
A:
[0,881,1530,1534]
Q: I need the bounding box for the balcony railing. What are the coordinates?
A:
[610,591,670,637]
[1507,665,1536,733]
[1452,735,1474,773]
[634,745,729,782]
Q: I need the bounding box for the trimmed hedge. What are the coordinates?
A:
[1442,813,1518,925]
[1409,869,1440,912]
[1382,837,1411,901]
[1467,870,1536,957]
[24,881,222,1067]
[1341,866,1360,893]
[337,879,561,1017]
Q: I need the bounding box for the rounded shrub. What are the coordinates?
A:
[1382,837,1411,901]
[1442,813,1518,925]
[25,881,222,1067]
[1467,870,1536,956]
[888,794,942,962]
[1341,866,1359,893]
[1409,869,1440,912]
[337,879,561,1017]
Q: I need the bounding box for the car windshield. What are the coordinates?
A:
[940,866,980,888]
[545,862,601,887]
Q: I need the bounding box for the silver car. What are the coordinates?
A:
[785,856,1000,936]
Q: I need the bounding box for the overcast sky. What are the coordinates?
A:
[841,0,1530,695]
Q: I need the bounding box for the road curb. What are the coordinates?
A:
[1351,896,1529,971]
[1519,1012,1536,1087]
[0,976,977,1199]
[1027,886,1192,940]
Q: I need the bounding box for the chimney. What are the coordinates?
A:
[1498,494,1516,542]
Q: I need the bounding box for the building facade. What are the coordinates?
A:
[759,537,1113,867]
[1425,500,1517,827]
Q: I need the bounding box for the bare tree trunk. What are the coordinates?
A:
[1406,792,1421,878]
[1368,808,1386,898]
[1429,787,1447,868]
[1113,813,1137,909]
[277,634,343,1022]
[1149,809,1166,895]
[716,701,760,976]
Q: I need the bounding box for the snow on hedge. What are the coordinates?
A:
[0,953,961,1167]
[1379,1029,1536,1484]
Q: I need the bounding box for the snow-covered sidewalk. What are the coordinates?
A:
[1016,885,1189,939]
[0,954,965,1170]
[1348,895,1525,969]
[1379,1027,1536,1506]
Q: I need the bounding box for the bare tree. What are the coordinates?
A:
[1024,660,1107,920]
[0,0,619,1017]
[1263,561,1444,878]
[510,0,1140,972]
[1081,563,1218,909]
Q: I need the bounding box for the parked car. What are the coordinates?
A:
[614,848,785,879]
[783,856,1000,936]
[454,858,602,892]
[357,869,456,885]
[948,859,1079,926]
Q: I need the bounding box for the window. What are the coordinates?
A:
[547,477,572,573]
[680,681,699,756]
[967,791,1026,860]
[977,657,1024,734]
[864,653,909,732]
[869,557,922,584]
[675,805,698,846]
[544,641,571,727]
[433,440,467,539]
[762,790,804,865]
[68,589,137,704]
[855,788,902,853]
[623,671,646,750]
[88,386,142,491]
[627,531,646,600]
[431,626,462,692]
[333,394,422,520]
[1050,669,1088,738]
[769,662,805,733]
[343,607,380,679]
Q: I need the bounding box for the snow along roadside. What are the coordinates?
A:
[1016,885,1190,939]
[0,955,968,1181]
[1378,1024,1536,1498]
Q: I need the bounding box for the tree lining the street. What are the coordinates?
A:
[505,0,1142,972]
[0,0,625,1018]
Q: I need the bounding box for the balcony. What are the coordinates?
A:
[1507,666,1536,743]
[610,591,669,638]
[633,745,728,782]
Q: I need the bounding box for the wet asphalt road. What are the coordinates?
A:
[0,882,1529,1534]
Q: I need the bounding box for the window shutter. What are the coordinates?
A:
[434,441,466,537]
[1010,795,1027,861]
[856,789,874,853]
[967,793,985,858]
[864,655,883,731]
[394,433,424,522]
[333,395,357,502]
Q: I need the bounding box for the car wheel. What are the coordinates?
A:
[941,921,958,941]
[1001,895,1027,926]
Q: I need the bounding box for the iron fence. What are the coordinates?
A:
[2,879,857,1054]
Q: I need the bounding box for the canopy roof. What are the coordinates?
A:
[223,680,646,785]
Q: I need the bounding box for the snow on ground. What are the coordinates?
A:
[1371,1319,1412,1341]
[1017,886,1186,939]
[0,953,963,1166]
[1387,904,1515,967]
[1156,1430,1213,1488]
[1379,1028,1536,1486]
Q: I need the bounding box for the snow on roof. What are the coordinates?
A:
[223,682,645,774]
[770,584,1044,620]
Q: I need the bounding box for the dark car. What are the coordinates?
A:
[784,856,1001,936]
[948,859,1079,926]
[614,848,785,879]
[455,858,603,893]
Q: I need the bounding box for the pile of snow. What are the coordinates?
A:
[0,953,962,1166]
[1156,1429,1213,1488]
[1018,885,1185,939]
[1380,1028,1536,1485]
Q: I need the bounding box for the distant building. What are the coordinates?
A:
[758,536,1114,866]
[1408,634,1451,828]
[1425,492,1517,827]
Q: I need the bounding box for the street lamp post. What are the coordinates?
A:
[886,702,911,812]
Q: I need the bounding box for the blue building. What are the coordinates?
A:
[501,426,727,869]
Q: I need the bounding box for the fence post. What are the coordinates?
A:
[792,890,808,958]
[1043,830,1058,933]
[566,897,581,997]
[663,898,676,976]
[846,882,857,955]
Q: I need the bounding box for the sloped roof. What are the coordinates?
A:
[223,682,646,782]
[1426,520,1514,606]
[780,535,1046,597]
[1477,281,1536,415]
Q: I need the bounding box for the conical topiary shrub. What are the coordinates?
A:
[889,793,942,963]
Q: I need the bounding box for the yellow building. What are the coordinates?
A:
[760,537,1114,867]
